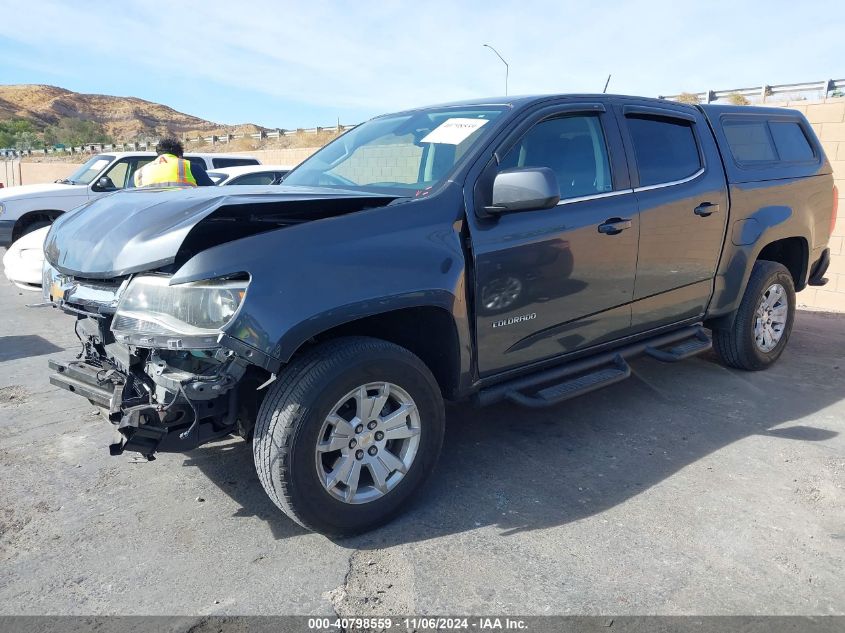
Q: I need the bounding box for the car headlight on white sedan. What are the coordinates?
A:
[0,202,5,217]
[111,275,248,338]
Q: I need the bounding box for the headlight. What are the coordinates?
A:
[0,203,5,217]
[112,275,248,337]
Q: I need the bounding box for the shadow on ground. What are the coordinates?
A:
[0,335,64,363]
[182,311,845,546]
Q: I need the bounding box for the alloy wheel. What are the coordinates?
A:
[315,382,421,504]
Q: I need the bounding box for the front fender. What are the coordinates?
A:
[171,188,471,372]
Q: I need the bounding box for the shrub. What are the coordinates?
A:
[676,92,701,105]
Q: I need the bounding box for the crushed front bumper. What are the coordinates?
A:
[50,357,238,457]
[49,358,115,408]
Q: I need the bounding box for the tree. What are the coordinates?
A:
[727,93,750,106]
[0,119,42,149]
[43,118,112,147]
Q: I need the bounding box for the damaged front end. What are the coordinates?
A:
[45,265,264,459]
[42,185,403,459]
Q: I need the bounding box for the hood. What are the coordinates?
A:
[0,182,87,201]
[45,185,399,279]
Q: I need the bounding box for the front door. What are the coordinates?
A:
[90,157,154,196]
[469,104,640,376]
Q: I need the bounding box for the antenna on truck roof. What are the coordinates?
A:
[603,74,612,94]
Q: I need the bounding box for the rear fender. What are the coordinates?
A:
[708,200,809,323]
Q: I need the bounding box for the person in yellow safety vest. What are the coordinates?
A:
[133,137,213,188]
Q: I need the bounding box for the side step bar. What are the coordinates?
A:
[477,325,711,409]
[644,328,711,362]
[505,354,631,408]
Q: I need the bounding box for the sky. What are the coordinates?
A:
[0,0,843,129]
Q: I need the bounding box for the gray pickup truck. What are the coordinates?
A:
[44,94,836,535]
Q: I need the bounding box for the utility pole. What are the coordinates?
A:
[483,44,509,96]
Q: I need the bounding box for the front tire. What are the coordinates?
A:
[712,260,796,370]
[253,337,445,535]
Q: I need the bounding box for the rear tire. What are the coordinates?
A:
[253,337,445,536]
[712,260,796,370]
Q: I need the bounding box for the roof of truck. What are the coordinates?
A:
[396,93,700,112]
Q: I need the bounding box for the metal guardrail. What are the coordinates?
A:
[182,124,356,147]
[3,77,844,157]
[0,124,356,158]
[660,78,845,103]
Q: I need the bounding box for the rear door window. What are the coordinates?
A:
[626,115,701,187]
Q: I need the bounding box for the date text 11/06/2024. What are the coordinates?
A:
[307,617,528,630]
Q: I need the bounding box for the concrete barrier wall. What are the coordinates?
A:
[781,98,845,311]
[3,99,844,311]
[0,161,78,187]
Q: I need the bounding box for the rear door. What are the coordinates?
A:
[616,102,729,330]
[469,102,640,376]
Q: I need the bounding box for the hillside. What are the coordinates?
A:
[0,84,264,141]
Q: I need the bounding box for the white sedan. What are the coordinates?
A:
[3,164,299,291]
[2,225,49,291]
[207,164,294,186]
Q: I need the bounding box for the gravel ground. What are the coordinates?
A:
[0,263,843,616]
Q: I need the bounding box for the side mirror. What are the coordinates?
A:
[94,176,115,191]
[484,167,560,216]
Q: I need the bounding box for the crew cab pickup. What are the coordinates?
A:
[0,151,260,246]
[43,95,836,535]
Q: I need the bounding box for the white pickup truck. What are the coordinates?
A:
[0,151,260,246]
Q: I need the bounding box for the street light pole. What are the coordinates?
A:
[483,43,509,96]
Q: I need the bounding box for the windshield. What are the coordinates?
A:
[283,107,506,195]
[63,154,115,185]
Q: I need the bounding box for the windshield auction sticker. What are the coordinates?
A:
[421,118,489,145]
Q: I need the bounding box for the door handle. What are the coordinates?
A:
[694,202,719,217]
[598,218,632,235]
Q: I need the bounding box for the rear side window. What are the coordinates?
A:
[769,121,815,161]
[722,118,815,165]
[723,120,776,162]
[626,116,701,187]
[212,157,260,168]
